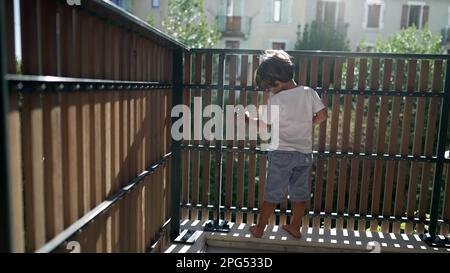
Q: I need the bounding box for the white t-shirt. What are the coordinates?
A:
[262,86,325,153]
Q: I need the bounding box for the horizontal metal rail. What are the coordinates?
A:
[181,203,450,226]
[35,152,172,253]
[183,84,445,97]
[189,48,450,60]
[147,219,171,253]
[6,74,173,93]
[180,144,449,163]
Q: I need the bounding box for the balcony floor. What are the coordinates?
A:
[164,220,450,253]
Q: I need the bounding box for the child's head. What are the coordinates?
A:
[254,50,295,92]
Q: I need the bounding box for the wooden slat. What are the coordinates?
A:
[405,60,429,234]
[393,60,416,234]
[309,56,322,229]
[224,55,236,221]
[253,55,269,224]
[299,56,308,86]
[381,60,404,233]
[156,49,163,245]
[79,12,91,219]
[121,32,131,253]
[249,55,259,225]
[370,59,392,231]
[417,60,443,234]
[6,0,25,252]
[181,52,191,220]
[22,93,46,252]
[156,86,162,250]
[104,23,114,253]
[59,4,80,230]
[235,56,248,224]
[191,53,202,220]
[71,10,85,222]
[262,90,272,225]
[347,58,367,231]
[336,58,354,230]
[39,0,64,243]
[319,57,331,230]
[128,35,137,252]
[8,93,25,252]
[202,54,213,221]
[358,58,379,231]
[441,164,450,235]
[149,46,157,248]
[21,0,46,251]
[94,17,106,253]
[324,58,342,229]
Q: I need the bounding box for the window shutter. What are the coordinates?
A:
[337,1,345,31]
[422,5,429,28]
[316,1,323,22]
[265,0,273,23]
[400,4,408,29]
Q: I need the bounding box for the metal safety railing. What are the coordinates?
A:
[179,48,450,246]
[1,0,449,253]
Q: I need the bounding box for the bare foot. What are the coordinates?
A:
[282,224,301,239]
[249,225,264,238]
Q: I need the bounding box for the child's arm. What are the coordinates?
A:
[245,110,271,128]
[313,108,327,126]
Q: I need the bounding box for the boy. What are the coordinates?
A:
[249,50,327,239]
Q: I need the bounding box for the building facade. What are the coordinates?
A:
[112,0,450,51]
[304,0,450,50]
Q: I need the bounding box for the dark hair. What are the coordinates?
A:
[254,50,294,90]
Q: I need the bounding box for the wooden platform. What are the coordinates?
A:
[164,220,450,253]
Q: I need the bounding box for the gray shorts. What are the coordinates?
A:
[264,150,312,203]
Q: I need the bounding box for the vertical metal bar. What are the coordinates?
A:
[203,53,229,232]
[170,49,183,240]
[427,59,450,240]
[214,54,225,226]
[0,0,12,253]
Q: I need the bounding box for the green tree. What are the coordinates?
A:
[147,14,156,27]
[359,25,444,54]
[162,0,221,48]
[295,21,350,51]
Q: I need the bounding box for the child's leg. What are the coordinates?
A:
[282,200,307,239]
[249,201,276,238]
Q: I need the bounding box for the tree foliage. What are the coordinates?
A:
[295,20,350,51]
[360,26,444,54]
[162,0,221,48]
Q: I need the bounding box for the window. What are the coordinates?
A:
[323,1,337,26]
[367,4,381,28]
[152,0,160,8]
[408,5,421,27]
[316,1,345,29]
[225,40,240,49]
[364,0,384,30]
[273,0,282,23]
[272,42,286,50]
[226,0,234,16]
[401,3,429,29]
